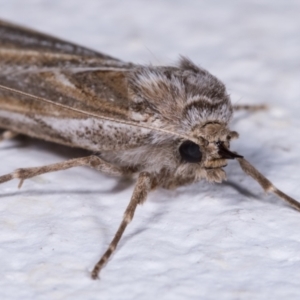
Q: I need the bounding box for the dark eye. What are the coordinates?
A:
[179,141,202,163]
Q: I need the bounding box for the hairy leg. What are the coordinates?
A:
[0,155,124,188]
[233,104,267,112]
[237,157,300,211]
[91,172,153,279]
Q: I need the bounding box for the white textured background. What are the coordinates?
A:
[0,1,300,299]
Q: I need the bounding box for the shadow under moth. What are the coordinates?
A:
[0,19,299,280]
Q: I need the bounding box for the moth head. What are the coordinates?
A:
[175,58,243,180]
[127,57,242,182]
[176,122,242,182]
[125,59,298,210]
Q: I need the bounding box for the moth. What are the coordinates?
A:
[0,19,299,280]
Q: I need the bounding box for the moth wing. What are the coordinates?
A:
[0,19,118,59]
[0,20,149,151]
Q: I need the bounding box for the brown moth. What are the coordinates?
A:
[0,19,299,280]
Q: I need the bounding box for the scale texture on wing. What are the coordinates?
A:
[0,19,118,59]
[0,19,136,117]
[0,20,153,151]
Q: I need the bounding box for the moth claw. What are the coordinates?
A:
[91,271,99,280]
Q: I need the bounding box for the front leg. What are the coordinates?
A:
[91,171,153,279]
[0,155,124,188]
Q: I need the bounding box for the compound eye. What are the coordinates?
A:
[179,141,202,163]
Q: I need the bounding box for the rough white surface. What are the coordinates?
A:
[0,1,300,299]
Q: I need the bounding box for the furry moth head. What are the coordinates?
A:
[116,57,240,185]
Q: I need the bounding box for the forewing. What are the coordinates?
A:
[0,19,118,59]
[0,20,151,151]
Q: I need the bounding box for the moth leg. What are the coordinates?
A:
[237,157,300,211]
[233,104,267,112]
[0,130,18,142]
[0,155,123,188]
[91,172,153,280]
